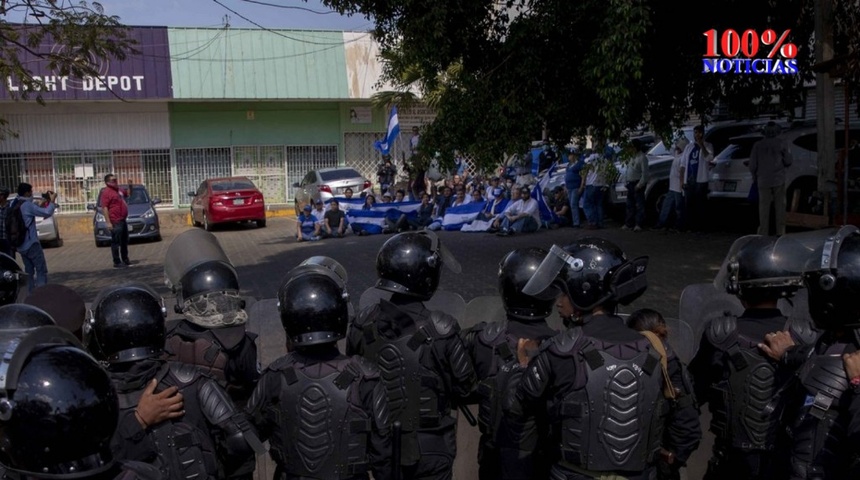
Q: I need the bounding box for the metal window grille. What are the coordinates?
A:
[141,150,173,205]
[0,154,23,192]
[344,132,386,190]
[285,145,339,202]
[233,145,287,204]
[175,148,232,206]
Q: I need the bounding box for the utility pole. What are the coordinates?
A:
[815,0,835,194]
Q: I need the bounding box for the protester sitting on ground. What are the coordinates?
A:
[486,177,504,202]
[427,186,454,230]
[379,192,392,204]
[311,199,326,223]
[451,188,469,208]
[401,193,434,231]
[470,189,485,205]
[488,187,521,233]
[496,186,540,236]
[296,205,321,242]
[322,199,348,238]
[393,189,406,202]
[550,186,571,228]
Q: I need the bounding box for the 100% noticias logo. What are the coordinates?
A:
[702,29,799,75]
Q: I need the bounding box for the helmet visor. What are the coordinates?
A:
[770,226,858,275]
[713,235,761,291]
[522,244,584,298]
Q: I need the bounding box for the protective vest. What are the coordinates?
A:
[705,314,817,450]
[267,355,373,479]
[789,341,852,480]
[116,363,219,480]
[356,300,457,465]
[474,319,538,450]
[550,327,665,473]
[163,322,256,392]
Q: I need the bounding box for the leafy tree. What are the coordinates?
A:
[0,1,133,138]
[323,0,831,170]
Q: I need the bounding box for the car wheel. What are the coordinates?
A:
[191,209,200,227]
[646,183,668,226]
[257,219,267,228]
[203,212,213,232]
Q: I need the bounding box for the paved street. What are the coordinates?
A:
[45,214,741,318]
[42,213,749,480]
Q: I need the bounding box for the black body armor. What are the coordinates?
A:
[550,327,665,473]
[706,314,817,450]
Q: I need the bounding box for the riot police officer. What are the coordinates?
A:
[346,231,476,480]
[0,253,24,307]
[246,259,392,480]
[0,303,55,329]
[162,230,259,405]
[461,247,557,480]
[514,238,701,480]
[0,325,160,479]
[689,235,817,479]
[84,282,264,480]
[758,226,860,479]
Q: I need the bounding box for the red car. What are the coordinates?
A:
[188,176,266,230]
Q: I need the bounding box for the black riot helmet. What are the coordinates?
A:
[794,226,860,329]
[375,230,462,300]
[85,283,167,364]
[523,237,648,312]
[0,303,55,330]
[0,326,119,477]
[0,253,25,307]
[715,235,803,302]
[498,247,554,319]
[277,264,350,347]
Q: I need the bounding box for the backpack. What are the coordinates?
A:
[5,199,27,248]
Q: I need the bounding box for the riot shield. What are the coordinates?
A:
[462,296,505,330]
[357,287,466,322]
[678,282,744,347]
[163,229,234,290]
[0,252,26,306]
[664,317,697,364]
[245,298,285,369]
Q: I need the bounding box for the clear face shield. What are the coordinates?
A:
[522,244,585,299]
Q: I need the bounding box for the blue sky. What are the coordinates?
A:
[101,0,374,31]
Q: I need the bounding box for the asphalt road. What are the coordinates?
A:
[42,213,753,480]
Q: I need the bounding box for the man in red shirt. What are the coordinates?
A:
[98,173,130,268]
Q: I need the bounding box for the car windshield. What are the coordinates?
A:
[320,169,361,182]
[125,186,150,205]
[212,180,256,191]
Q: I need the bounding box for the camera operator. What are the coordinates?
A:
[15,182,57,293]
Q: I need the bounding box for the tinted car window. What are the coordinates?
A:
[212,180,255,191]
[793,134,817,152]
[320,169,362,182]
[707,126,760,154]
[126,186,150,205]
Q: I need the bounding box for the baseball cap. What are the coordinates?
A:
[314,199,323,204]
[303,204,312,211]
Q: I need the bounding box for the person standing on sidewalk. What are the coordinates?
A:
[0,187,12,257]
[98,174,131,268]
[16,183,57,291]
[681,125,714,233]
[564,151,585,228]
[749,121,792,236]
[653,137,689,232]
[623,138,649,231]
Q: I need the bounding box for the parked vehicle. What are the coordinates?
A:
[610,119,777,223]
[87,184,162,247]
[292,167,372,215]
[709,126,860,213]
[8,195,61,248]
[188,177,266,231]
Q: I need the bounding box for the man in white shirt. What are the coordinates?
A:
[653,138,689,232]
[496,186,540,236]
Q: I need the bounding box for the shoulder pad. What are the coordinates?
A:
[354,304,380,327]
[786,317,818,345]
[351,355,381,380]
[478,319,508,345]
[548,326,583,354]
[166,361,206,385]
[705,314,738,346]
[428,310,459,337]
[267,355,297,372]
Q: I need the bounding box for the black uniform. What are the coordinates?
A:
[782,330,860,480]
[346,295,477,480]
[246,345,392,480]
[163,319,260,405]
[689,308,818,479]
[462,315,556,480]
[109,358,260,480]
[512,314,701,480]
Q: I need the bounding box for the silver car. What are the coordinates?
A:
[292,167,372,214]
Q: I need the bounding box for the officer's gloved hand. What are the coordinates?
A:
[758,330,795,361]
[655,448,681,480]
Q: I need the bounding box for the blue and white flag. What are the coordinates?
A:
[341,199,421,235]
[533,162,558,225]
[373,106,400,156]
[345,210,388,235]
[441,201,486,231]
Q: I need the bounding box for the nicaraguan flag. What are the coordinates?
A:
[373,106,400,155]
[441,201,486,231]
[345,210,388,234]
[533,162,558,225]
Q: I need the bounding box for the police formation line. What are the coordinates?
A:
[0,225,857,480]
